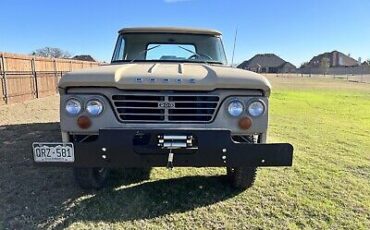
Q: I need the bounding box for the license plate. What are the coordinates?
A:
[32,142,74,162]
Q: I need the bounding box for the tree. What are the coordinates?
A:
[300,62,309,68]
[320,57,330,68]
[31,47,71,58]
[320,57,330,74]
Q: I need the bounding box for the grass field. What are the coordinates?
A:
[0,76,369,229]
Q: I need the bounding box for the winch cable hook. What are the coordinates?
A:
[166,148,174,170]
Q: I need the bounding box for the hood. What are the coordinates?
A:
[59,62,271,96]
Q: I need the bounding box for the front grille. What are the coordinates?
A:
[112,93,220,122]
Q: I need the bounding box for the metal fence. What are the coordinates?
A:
[300,65,370,76]
[309,73,369,83]
[265,73,370,84]
[328,74,370,83]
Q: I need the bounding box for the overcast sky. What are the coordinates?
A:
[0,0,369,66]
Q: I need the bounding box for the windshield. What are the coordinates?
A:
[112,33,227,65]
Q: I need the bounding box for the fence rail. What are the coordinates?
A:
[0,71,68,104]
[264,73,370,84]
[0,52,100,105]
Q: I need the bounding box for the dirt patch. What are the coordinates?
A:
[0,96,77,229]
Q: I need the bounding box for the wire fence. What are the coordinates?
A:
[264,73,370,84]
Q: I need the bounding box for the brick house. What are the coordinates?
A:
[237,54,296,73]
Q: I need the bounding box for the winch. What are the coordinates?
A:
[157,134,194,169]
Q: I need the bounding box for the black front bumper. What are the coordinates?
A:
[44,129,293,167]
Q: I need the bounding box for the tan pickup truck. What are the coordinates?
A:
[32,27,293,190]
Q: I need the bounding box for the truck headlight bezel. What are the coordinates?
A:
[65,98,82,116]
[247,100,265,117]
[227,100,244,117]
[86,99,104,116]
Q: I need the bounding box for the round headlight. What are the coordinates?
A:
[65,99,82,115]
[248,101,265,117]
[86,99,104,116]
[227,100,244,117]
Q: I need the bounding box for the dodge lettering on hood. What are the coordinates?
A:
[32,27,293,190]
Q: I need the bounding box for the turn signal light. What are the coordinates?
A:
[77,116,92,129]
[238,117,252,130]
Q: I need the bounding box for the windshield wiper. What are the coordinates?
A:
[129,45,162,63]
[113,44,221,64]
[177,45,215,64]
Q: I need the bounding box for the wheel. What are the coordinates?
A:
[227,167,257,189]
[73,167,110,190]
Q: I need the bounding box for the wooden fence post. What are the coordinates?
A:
[31,57,39,98]
[0,53,4,104]
[53,59,58,93]
[1,53,9,104]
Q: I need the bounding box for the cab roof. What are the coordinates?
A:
[118,27,222,36]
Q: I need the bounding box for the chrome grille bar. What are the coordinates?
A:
[111,93,220,123]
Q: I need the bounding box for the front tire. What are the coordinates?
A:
[227,167,257,189]
[73,167,110,190]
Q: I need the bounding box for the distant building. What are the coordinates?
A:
[300,51,369,75]
[307,51,358,68]
[72,55,96,62]
[237,54,296,73]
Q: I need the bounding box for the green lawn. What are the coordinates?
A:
[65,77,370,229]
[1,76,369,229]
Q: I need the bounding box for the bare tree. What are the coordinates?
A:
[31,47,71,58]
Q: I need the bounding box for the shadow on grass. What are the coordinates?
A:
[54,175,242,228]
[0,122,242,229]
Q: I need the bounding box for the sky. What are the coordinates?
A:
[0,0,369,66]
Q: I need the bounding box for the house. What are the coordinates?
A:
[307,51,358,68]
[237,54,296,73]
[72,55,96,62]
